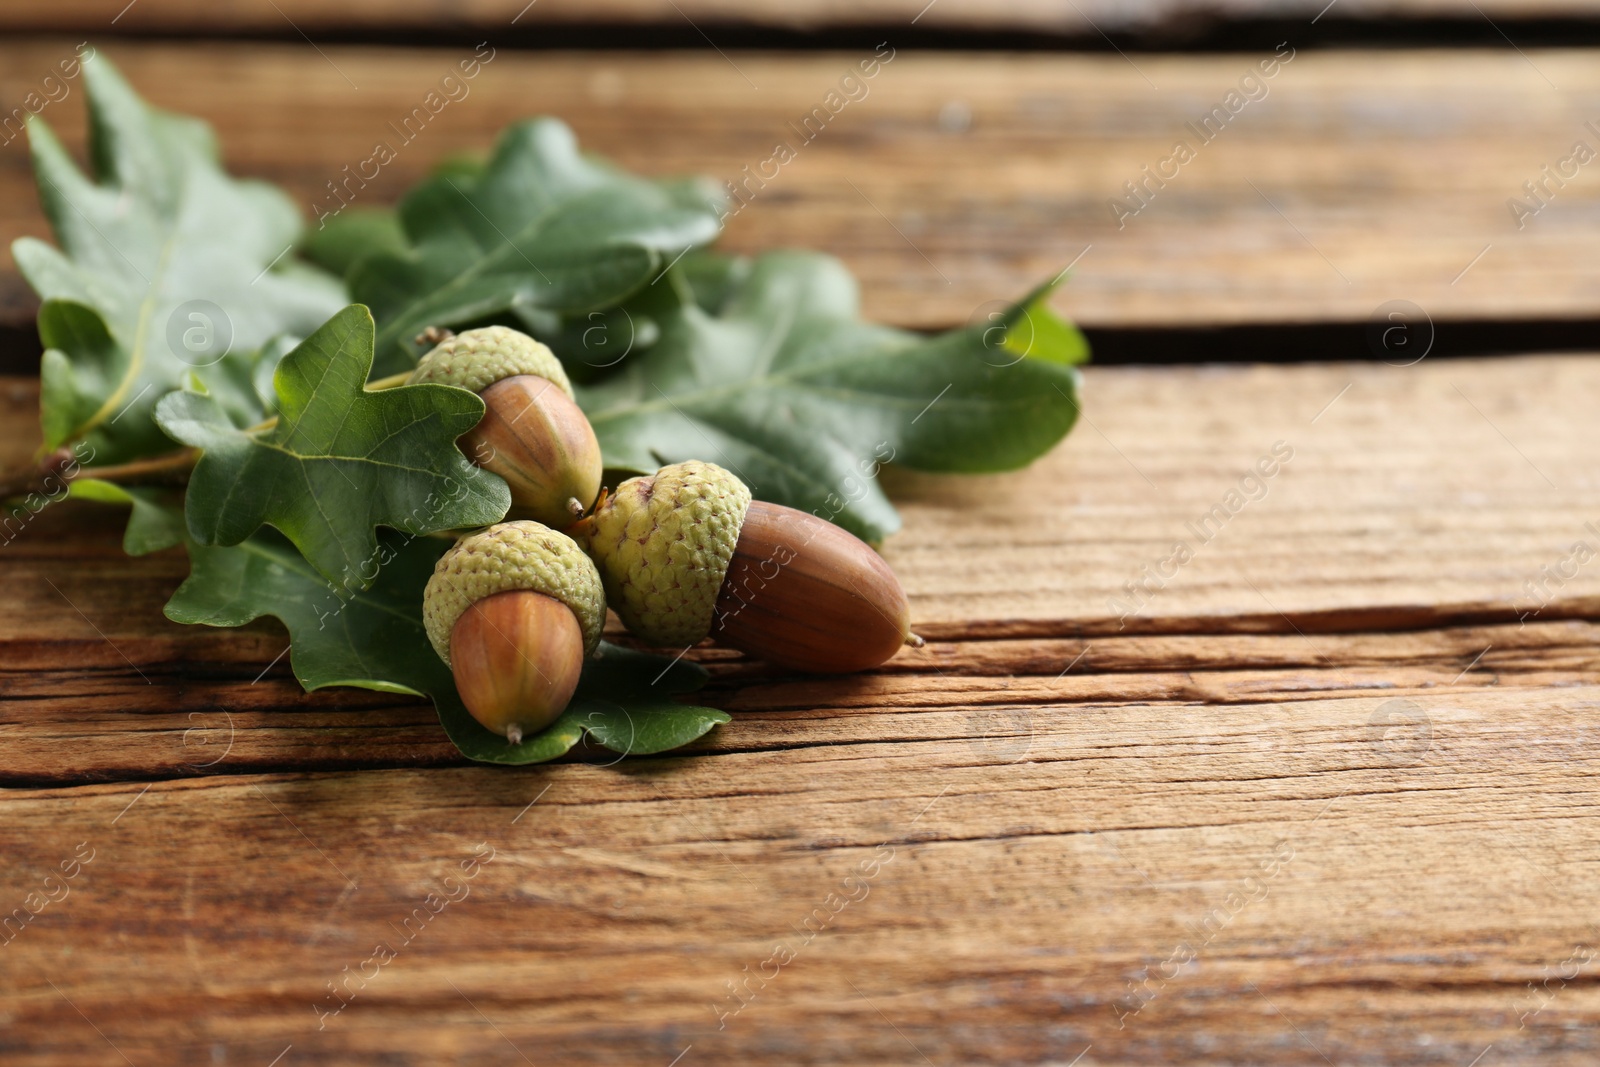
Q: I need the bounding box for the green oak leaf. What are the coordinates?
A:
[438,642,729,766]
[164,530,728,765]
[580,251,1088,541]
[14,54,345,464]
[155,304,509,589]
[303,207,407,279]
[676,249,753,317]
[175,334,291,430]
[501,250,745,386]
[66,479,185,556]
[348,118,725,375]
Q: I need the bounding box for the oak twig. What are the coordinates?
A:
[0,448,199,503]
[1,370,410,500]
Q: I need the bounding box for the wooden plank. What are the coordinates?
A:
[5,353,1600,786]
[5,616,1599,783]
[4,0,1599,34]
[8,355,1600,641]
[4,43,1600,333]
[4,683,1600,1064]
[888,353,1600,631]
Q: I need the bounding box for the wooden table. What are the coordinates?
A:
[4,4,1600,1064]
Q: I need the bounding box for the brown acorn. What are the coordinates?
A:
[576,461,921,673]
[713,500,916,672]
[423,521,606,742]
[410,326,602,528]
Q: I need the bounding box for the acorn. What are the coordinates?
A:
[576,460,921,673]
[409,326,602,528]
[423,521,606,742]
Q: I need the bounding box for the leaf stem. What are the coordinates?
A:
[367,370,415,391]
[81,449,201,484]
[0,447,199,502]
[3,373,414,498]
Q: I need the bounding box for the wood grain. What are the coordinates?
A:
[4,684,1600,1064]
[8,351,1600,637]
[4,357,1599,1061]
[6,615,1599,785]
[5,42,1600,334]
[3,0,1598,34]
[4,36,1600,1057]
[5,351,1600,780]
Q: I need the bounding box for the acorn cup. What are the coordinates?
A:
[423,521,606,743]
[574,461,922,673]
[409,326,602,528]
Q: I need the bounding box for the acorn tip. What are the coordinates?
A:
[905,632,926,648]
[566,497,586,517]
[506,724,524,745]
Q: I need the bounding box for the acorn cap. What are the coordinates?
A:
[584,461,752,647]
[409,326,574,399]
[424,521,605,665]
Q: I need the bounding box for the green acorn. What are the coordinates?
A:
[574,461,921,673]
[423,521,606,743]
[410,326,602,528]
